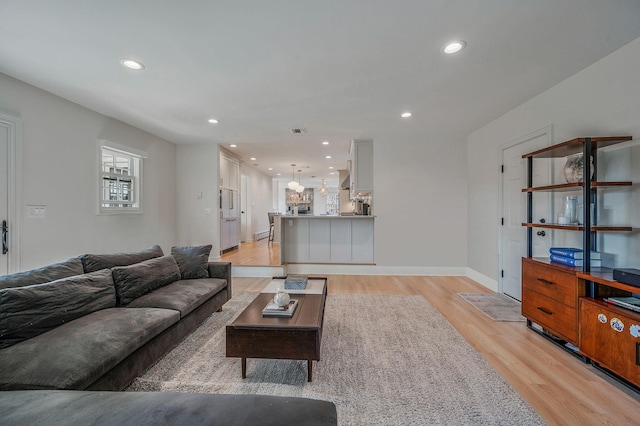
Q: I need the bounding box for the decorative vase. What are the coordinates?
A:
[274,288,290,307]
[563,153,594,183]
[293,205,298,216]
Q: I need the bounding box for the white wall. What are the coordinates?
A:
[467,37,640,282]
[0,73,177,270]
[374,134,469,267]
[176,143,218,253]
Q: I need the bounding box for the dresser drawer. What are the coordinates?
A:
[522,288,578,344]
[522,259,577,307]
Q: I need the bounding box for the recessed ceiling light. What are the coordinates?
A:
[329,172,335,175]
[277,173,281,176]
[268,168,273,171]
[322,141,329,145]
[120,59,145,70]
[325,155,332,159]
[208,118,219,124]
[443,40,466,54]
[229,144,237,148]
[250,157,257,161]
[401,112,412,118]
[329,166,334,169]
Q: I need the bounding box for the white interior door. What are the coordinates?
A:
[240,175,249,242]
[501,128,552,300]
[1,122,9,275]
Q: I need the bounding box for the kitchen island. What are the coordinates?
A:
[279,215,374,264]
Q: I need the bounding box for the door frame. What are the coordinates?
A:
[0,111,23,273]
[498,125,552,296]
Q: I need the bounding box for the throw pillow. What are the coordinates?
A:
[80,245,164,273]
[111,255,181,305]
[171,245,212,279]
[0,258,84,289]
[0,269,116,349]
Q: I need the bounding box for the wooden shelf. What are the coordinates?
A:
[522,181,632,192]
[522,136,632,159]
[522,223,633,232]
[577,270,640,294]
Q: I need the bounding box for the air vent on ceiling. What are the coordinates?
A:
[290,128,307,134]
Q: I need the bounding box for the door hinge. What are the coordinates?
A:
[501,165,504,173]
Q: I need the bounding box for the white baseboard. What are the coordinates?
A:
[253,230,270,241]
[465,268,498,292]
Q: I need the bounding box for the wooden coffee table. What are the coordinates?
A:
[226,277,327,382]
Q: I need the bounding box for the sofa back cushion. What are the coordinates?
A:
[0,269,116,349]
[0,258,84,289]
[171,245,212,279]
[80,245,164,273]
[111,255,181,305]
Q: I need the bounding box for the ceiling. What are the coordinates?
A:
[1,1,639,187]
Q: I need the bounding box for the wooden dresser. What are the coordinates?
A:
[521,257,586,346]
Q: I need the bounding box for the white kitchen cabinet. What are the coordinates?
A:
[281,216,374,264]
[220,217,240,251]
[350,139,373,195]
[219,154,240,191]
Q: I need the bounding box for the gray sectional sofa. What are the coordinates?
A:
[0,244,232,391]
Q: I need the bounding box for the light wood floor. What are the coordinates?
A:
[220,238,280,266]
[232,275,640,426]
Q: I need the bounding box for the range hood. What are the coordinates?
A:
[340,175,350,190]
[339,169,350,190]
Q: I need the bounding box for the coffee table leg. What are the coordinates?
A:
[242,358,247,379]
[307,360,312,382]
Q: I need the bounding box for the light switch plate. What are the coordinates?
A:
[27,205,47,218]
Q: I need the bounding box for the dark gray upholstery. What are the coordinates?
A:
[171,244,212,279]
[0,258,84,289]
[0,269,116,349]
[0,308,179,390]
[0,391,339,426]
[111,256,181,305]
[126,278,227,317]
[80,245,164,273]
[0,252,232,392]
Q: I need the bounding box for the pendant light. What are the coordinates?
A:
[295,169,305,193]
[287,164,299,190]
[319,179,328,197]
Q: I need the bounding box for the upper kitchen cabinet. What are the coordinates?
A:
[219,153,240,191]
[350,139,373,196]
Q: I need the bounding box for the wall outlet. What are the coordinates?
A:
[204,208,212,215]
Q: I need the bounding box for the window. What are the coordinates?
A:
[98,141,146,214]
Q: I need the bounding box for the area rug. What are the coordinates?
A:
[459,293,526,322]
[128,292,543,425]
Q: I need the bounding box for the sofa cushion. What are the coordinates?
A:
[0,269,116,349]
[0,307,180,390]
[126,278,227,318]
[80,245,164,273]
[0,258,84,289]
[111,256,181,305]
[171,245,212,279]
[0,391,339,426]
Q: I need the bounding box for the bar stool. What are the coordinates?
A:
[268,212,275,242]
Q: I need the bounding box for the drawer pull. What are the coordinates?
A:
[537,307,553,315]
[536,278,554,286]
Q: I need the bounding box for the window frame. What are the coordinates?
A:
[97,140,147,215]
